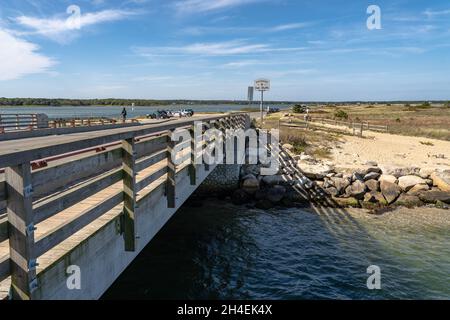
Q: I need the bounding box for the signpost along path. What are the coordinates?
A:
[254,79,270,124]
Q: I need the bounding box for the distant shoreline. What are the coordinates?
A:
[1,98,448,108]
[0,99,293,108]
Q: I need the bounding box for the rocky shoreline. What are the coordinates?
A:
[227,144,450,213]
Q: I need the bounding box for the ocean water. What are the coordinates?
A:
[0,104,283,119]
[103,201,450,300]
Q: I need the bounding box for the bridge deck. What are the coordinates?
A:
[0,115,224,168]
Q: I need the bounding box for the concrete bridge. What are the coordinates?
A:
[0,113,251,300]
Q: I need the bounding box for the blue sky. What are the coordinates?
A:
[0,0,449,101]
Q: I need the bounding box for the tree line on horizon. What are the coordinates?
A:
[0,98,448,107]
[0,98,294,107]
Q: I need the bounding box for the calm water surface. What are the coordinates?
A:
[0,104,285,119]
[103,201,450,300]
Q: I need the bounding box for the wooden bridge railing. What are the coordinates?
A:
[48,117,139,129]
[0,114,49,133]
[0,112,250,299]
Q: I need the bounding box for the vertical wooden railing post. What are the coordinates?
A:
[213,120,223,164]
[6,162,38,300]
[203,122,210,171]
[122,137,137,252]
[220,119,227,161]
[189,126,197,185]
[166,130,176,208]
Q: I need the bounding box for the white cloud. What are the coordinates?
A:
[269,23,310,32]
[0,28,55,81]
[15,9,137,42]
[424,9,450,18]
[181,41,268,55]
[134,40,305,57]
[183,22,312,35]
[222,60,261,68]
[174,0,263,14]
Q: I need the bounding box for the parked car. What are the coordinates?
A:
[147,109,194,119]
[267,107,280,114]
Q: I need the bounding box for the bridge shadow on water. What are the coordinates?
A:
[102,147,446,300]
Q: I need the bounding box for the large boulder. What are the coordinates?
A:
[395,194,423,207]
[299,163,334,180]
[325,187,339,197]
[407,184,430,195]
[345,180,367,199]
[331,177,351,194]
[379,174,398,184]
[262,175,286,186]
[364,172,381,181]
[352,172,365,182]
[364,191,387,204]
[366,167,382,174]
[431,172,450,192]
[380,181,402,204]
[419,167,436,179]
[241,174,260,194]
[331,196,360,208]
[398,175,427,192]
[266,186,286,203]
[365,179,380,192]
[379,166,420,178]
[418,190,450,204]
[435,201,449,210]
[323,177,334,189]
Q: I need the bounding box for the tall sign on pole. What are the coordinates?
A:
[254,79,270,124]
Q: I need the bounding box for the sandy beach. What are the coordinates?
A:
[331,130,450,171]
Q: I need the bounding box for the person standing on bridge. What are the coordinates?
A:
[121,107,127,122]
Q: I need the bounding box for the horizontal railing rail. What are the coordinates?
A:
[0,114,48,133]
[48,117,141,128]
[308,117,389,133]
